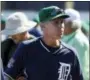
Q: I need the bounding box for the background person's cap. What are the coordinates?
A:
[65,9,81,22]
[39,6,69,22]
[1,14,6,24]
[33,16,39,24]
[1,12,37,36]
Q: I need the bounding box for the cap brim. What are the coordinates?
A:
[52,14,69,20]
[28,20,37,27]
[1,21,37,35]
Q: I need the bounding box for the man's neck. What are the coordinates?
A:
[42,36,60,47]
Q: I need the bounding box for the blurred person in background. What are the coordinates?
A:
[62,9,89,80]
[5,6,83,80]
[1,14,8,42]
[81,20,89,39]
[29,16,42,37]
[1,14,6,30]
[1,12,36,80]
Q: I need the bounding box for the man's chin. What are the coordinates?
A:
[53,36,62,40]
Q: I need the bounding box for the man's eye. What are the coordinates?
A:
[54,21,59,24]
[61,20,64,23]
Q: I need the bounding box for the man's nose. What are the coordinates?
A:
[61,27,64,32]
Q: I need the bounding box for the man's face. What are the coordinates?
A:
[11,32,28,43]
[43,18,65,39]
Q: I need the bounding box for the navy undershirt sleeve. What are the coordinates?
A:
[5,43,26,79]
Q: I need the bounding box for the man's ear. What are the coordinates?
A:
[41,26,45,31]
[40,23,45,30]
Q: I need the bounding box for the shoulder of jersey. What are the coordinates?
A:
[22,37,39,45]
[61,41,78,55]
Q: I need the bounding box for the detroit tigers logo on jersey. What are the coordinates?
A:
[58,62,71,80]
